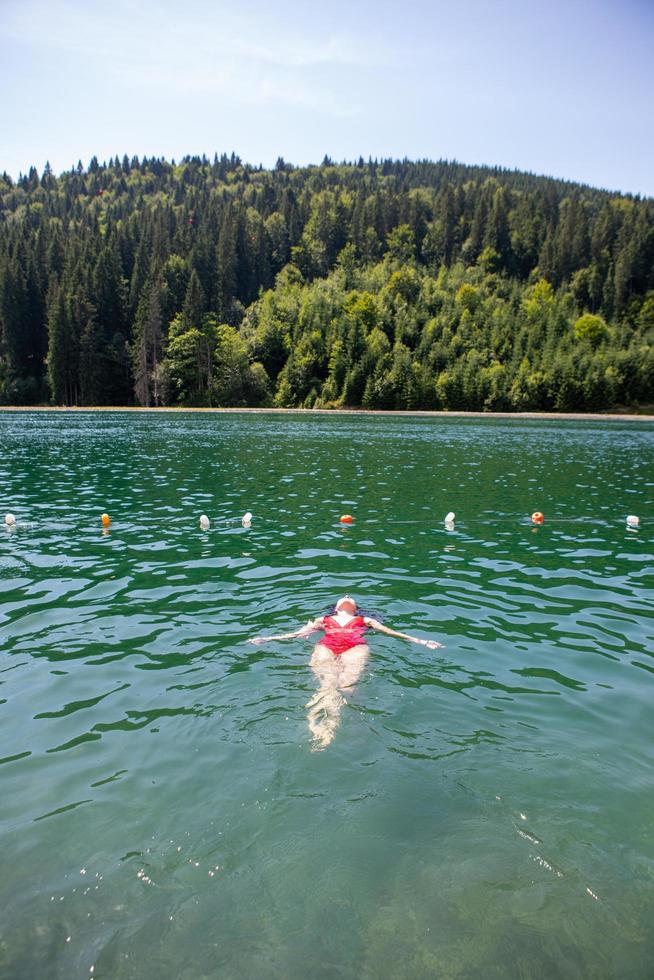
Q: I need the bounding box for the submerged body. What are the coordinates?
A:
[249,596,444,749]
[306,611,372,746]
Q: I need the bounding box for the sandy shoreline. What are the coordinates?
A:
[1,406,653,422]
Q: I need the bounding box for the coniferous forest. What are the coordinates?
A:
[1,154,653,411]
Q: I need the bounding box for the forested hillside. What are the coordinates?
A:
[1,154,653,410]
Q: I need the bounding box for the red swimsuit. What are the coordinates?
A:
[320,615,368,655]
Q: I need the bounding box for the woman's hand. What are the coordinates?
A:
[248,636,266,645]
[420,639,444,650]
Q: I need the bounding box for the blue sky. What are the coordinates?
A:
[2,0,653,195]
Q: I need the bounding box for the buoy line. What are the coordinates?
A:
[2,510,649,534]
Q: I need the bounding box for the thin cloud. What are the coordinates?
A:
[1,0,393,71]
[125,57,362,116]
[1,0,375,114]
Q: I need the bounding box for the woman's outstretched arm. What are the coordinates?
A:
[364,618,444,650]
[248,618,323,645]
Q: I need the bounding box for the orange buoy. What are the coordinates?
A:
[339,514,353,524]
[101,513,111,527]
[531,511,544,525]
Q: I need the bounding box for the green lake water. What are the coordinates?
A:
[0,410,652,979]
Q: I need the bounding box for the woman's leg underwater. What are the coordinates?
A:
[336,644,369,690]
[306,643,369,749]
[306,644,345,749]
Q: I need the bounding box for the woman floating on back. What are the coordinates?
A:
[249,596,444,750]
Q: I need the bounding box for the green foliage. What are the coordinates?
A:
[47,281,76,405]
[0,154,653,410]
[386,224,415,264]
[386,267,421,305]
[456,283,480,313]
[522,279,555,321]
[166,326,213,404]
[132,279,165,406]
[346,291,378,333]
[574,312,609,346]
[165,315,270,407]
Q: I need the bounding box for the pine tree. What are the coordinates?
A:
[132,279,165,406]
[484,187,512,272]
[46,280,78,404]
[79,317,105,405]
[182,269,206,328]
[214,207,237,317]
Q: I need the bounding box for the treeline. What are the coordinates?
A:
[0,153,653,410]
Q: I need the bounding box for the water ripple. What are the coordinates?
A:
[0,411,653,978]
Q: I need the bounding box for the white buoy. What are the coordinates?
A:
[626,515,640,527]
[444,511,455,524]
[242,511,252,527]
[199,514,210,530]
[5,513,15,526]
